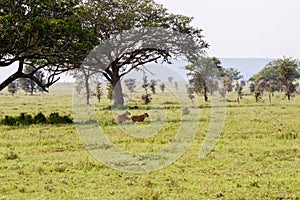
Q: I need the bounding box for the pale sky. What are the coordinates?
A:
[1,1,300,83]
[156,0,300,59]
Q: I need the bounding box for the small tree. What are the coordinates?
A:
[235,82,243,104]
[249,83,255,93]
[266,80,276,102]
[174,82,178,90]
[149,80,157,94]
[107,83,113,101]
[223,68,243,95]
[186,85,195,105]
[186,56,224,102]
[160,83,165,93]
[72,67,99,105]
[96,83,104,103]
[222,76,232,96]
[7,82,18,96]
[19,78,35,95]
[271,57,299,100]
[124,79,136,94]
[141,73,151,104]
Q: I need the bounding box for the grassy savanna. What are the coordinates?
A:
[0,83,299,199]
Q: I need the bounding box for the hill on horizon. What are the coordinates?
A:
[0,58,274,84]
[219,58,273,80]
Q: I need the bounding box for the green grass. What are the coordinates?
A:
[0,84,299,199]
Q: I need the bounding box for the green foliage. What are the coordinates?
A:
[224,68,243,81]
[47,113,73,124]
[2,116,16,126]
[149,80,157,94]
[0,112,73,126]
[250,57,299,100]
[79,0,208,106]
[33,112,47,124]
[107,83,113,100]
[96,82,104,103]
[186,56,224,101]
[0,0,98,91]
[250,65,279,82]
[249,83,255,93]
[186,85,195,104]
[17,113,33,126]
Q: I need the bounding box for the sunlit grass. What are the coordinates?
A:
[0,83,299,199]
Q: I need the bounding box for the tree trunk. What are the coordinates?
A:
[112,77,124,106]
[287,92,291,100]
[204,87,208,102]
[84,74,90,105]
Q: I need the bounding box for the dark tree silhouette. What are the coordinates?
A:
[0,0,97,91]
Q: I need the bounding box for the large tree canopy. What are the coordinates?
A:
[0,0,97,91]
[79,0,208,105]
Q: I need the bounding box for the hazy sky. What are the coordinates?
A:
[156,0,300,59]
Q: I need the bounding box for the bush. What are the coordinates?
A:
[0,112,73,126]
[17,113,33,125]
[141,94,151,104]
[33,112,47,124]
[1,116,17,126]
[47,112,73,124]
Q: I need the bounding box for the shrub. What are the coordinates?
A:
[141,94,151,104]
[47,112,73,124]
[0,112,73,126]
[33,112,47,124]
[16,113,33,126]
[1,115,17,126]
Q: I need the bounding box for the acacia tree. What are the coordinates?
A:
[223,68,243,94]
[185,56,224,102]
[80,0,208,105]
[270,57,299,100]
[0,0,97,91]
[149,80,157,94]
